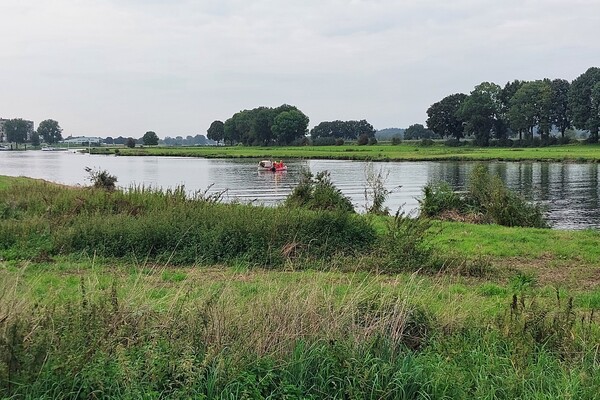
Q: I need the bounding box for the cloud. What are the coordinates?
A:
[0,0,598,136]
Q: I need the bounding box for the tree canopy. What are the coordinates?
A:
[426,93,467,140]
[207,120,225,143]
[4,119,31,147]
[569,67,600,142]
[310,120,376,141]
[37,119,63,144]
[142,131,159,146]
[222,104,309,146]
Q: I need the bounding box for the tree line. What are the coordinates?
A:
[425,67,600,145]
[1,119,63,148]
[206,105,310,146]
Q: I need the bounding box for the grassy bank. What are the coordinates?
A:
[2,175,600,398]
[90,142,600,162]
[2,263,600,399]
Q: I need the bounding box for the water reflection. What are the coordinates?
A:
[1,151,599,229]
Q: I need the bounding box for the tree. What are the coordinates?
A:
[4,119,31,148]
[37,119,63,144]
[550,79,571,137]
[207,120,225,144]
[569,67,600,142]
[426,93,467,140]
[457,82,504,146]
[126,137,136,148]
[310,119,375,140]
[271,109,309,145]
[142,131,159,146]
[30,131,41,147]
[403,124,434,140]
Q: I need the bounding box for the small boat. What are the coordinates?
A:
[41,146,67,151]
[0,145,9,151]
[258,160,287,172]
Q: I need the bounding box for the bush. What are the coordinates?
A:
[368,137,378,145]
[357,134,369,145]
[335,138,345,146]
[84,167,117,191]
[419,138,434,147]
[419,165,548,228]
[312,137,336,146]
[391,137,402,145]
[285,170,355,213]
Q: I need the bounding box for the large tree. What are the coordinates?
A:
[569,67,600,142]
[507,80,552,142]
[403,123,434,140]
[426,93,467,140]
[271,109,309,145]
[310,119,375,140]
[142,131,159,146]
[550,79,571,137]
[4,118,31,148]
[457,82,504,146]
[37,119,63,144]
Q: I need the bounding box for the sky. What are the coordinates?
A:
[1,0,599,138]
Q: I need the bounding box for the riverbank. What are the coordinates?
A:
[2,175,600,398]
[90,142,600,162]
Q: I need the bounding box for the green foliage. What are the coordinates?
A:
[285,169,355,213]
[357,133,369,145]
[363,163,390,216]
[85,167,118,191]
[37,119,63,144]
[3,118,31,147]
[206,120,225,143]
[404,123,435,140]
[126,137,136,148]
[310,119,375,141]
[420,165,548,228]
[142,131,159,146]
[426,93,467,140]
[378,211,436,272]
[0,178,374,265]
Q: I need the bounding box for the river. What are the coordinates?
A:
[1,150,599,229]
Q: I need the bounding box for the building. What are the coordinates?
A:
[61,136,103,146]
[0,118,35,142]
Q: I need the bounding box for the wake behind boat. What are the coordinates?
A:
[258,160,287,172]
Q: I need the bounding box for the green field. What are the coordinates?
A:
[91,142,600,162]
[2,175,600,398]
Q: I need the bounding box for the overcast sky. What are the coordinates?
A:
[1,0,599,138]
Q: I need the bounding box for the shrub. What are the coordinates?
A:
[419,165,548,228]
[419,138,434,147]
[335,138,345,146]
[391,137,402,145]
[285,170,354,213]
[357,134,369,145]
[312,136,336,146]
[368,137,378,145]
[444,138,462,147]
[84,167,117,191]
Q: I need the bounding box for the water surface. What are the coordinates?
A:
[1,151,599,229]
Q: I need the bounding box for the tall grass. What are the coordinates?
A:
[0,179,376,266]
[1,267,599,399]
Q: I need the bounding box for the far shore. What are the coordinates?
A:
[88,142,600,163]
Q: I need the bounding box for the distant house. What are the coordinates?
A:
[61,136,103,146]
[0,118,35,142]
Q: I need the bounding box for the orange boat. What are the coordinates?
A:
[258,160,287,172]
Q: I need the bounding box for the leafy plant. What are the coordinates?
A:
[85,167,117,191]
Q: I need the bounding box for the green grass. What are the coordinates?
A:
[2,173,600,398]
[2,262,600,399]
[90,142,600,162]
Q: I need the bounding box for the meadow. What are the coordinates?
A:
[1,175,600,399]
[90,142,600,162]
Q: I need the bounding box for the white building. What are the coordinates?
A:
[61,136,103,145]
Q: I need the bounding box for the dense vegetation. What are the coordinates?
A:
[420,165,548,228]
[426,66,600,145]
[1,175,599,398]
